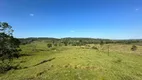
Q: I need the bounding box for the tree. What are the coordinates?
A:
[79,40,84,46]
[100,40,104,46]
[63,41,68,46]
[0,22,21,72]
[0,22,21,60]
[47,43,52,48]
[131,45,137,51]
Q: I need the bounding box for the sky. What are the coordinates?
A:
[0,0,142,39]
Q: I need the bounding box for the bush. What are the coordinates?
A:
[72,43,77,46]
[64,42,68,46]
[91,46,98,50]
[76,42,80,46]
[0,63,12,73]
[72,44,77,46]
[131,45,137,51]
[47,43,52,48]
[51,47,56,50]
[0,62,19,73]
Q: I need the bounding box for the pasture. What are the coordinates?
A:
[0,41,142,80]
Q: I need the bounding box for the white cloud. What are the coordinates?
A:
[29,13,34,16]
[70,30,75,32]
[136,9,139,11]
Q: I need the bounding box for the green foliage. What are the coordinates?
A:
[100,40,104,46]
[63,41,68,46]
[91,46,98,50]
[72,43,77,46]
[17,37,142,45]
[47,43,52,48]
[0,22,21,73]
[50,47,56,50]
[19,39,34,45]
[75,42,80,46]
[0,22,13,35]
[131,45,137,51]
[0,34,21,60]
[0,22,21,61]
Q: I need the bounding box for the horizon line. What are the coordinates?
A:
[17,36,142,40]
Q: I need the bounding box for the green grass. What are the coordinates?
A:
[0,42,142,80]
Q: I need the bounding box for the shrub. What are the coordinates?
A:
[64,42,68,46]
[131,45,137,51]
[91,46,98,50]
[72,43,77,46]
[76,42,80,46]
[47,43,52,48]
[51,47,56,50]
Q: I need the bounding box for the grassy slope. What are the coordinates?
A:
[0,42,142,80]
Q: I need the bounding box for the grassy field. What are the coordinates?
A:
[0,41,142,80]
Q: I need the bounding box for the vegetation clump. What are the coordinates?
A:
[0,22,21,73]
[91,46,98,50]
[100,40,104,47]
[47,43,52,48]
[131,45,137,51]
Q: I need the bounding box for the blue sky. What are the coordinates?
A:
[0,0,142,39]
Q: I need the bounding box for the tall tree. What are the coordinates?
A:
[0,22,21,62]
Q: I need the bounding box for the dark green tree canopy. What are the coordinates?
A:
[0,22,21,61]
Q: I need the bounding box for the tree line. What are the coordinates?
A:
[19,37,142,46]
